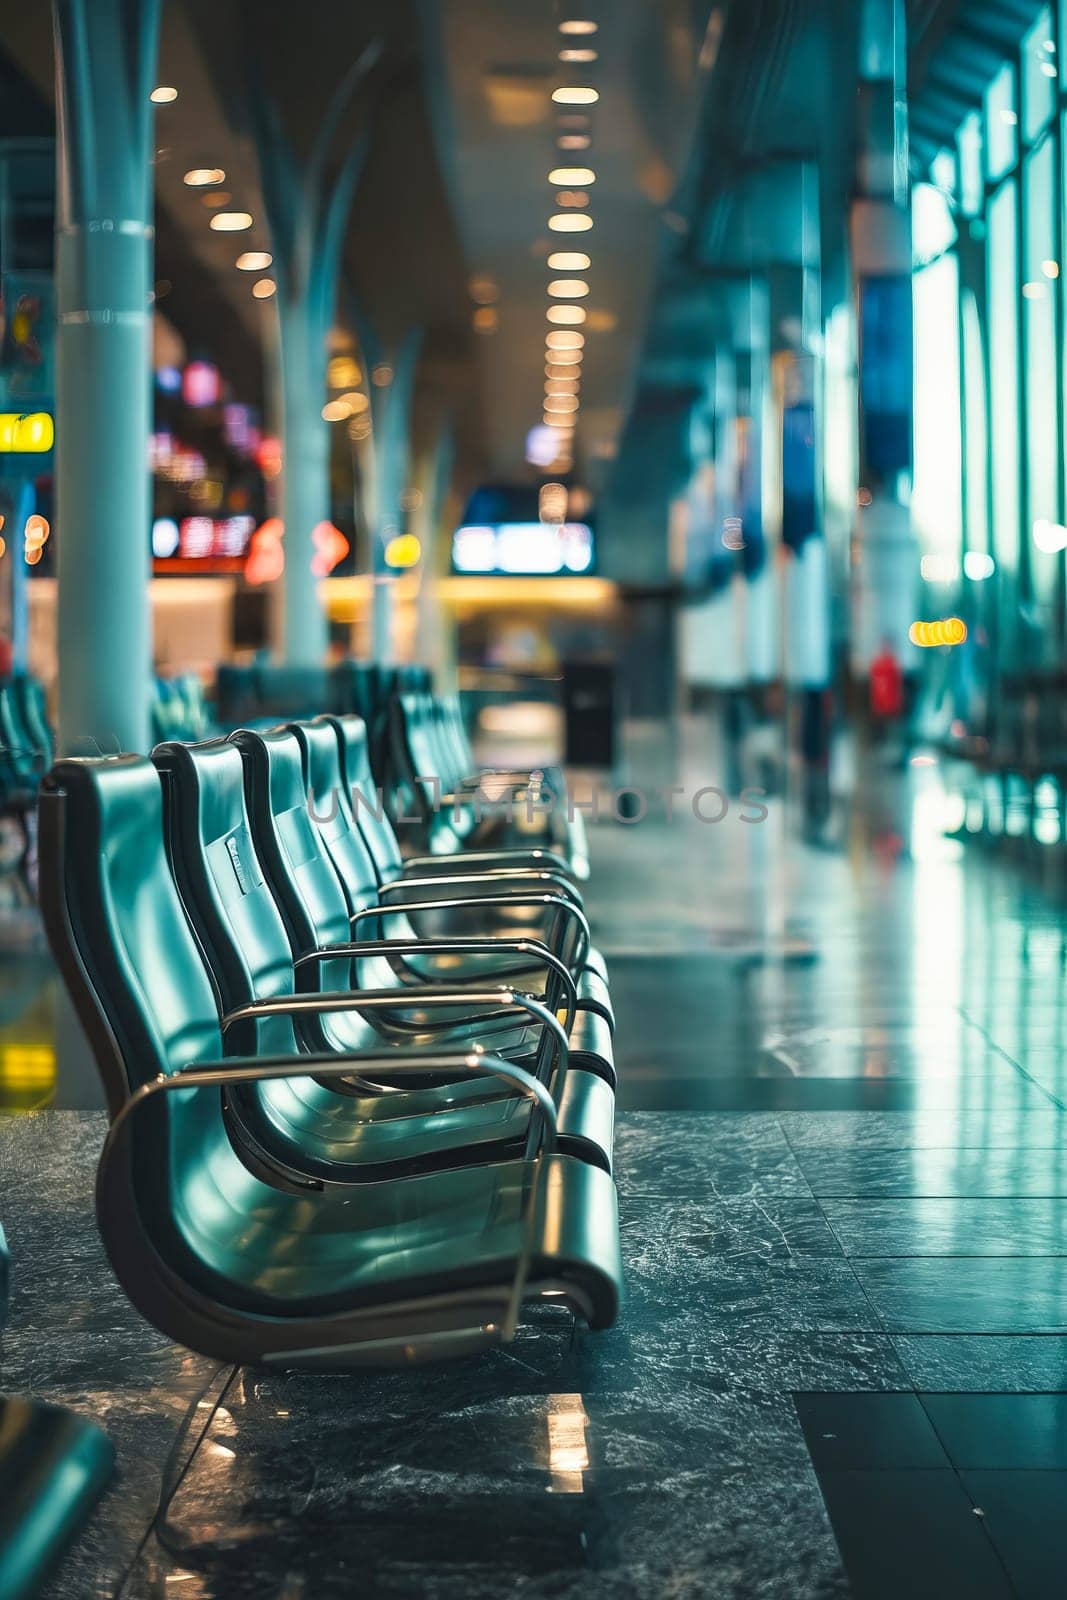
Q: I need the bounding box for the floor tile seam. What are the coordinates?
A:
[957,1008,1067,1113]
[777,1119,900,1345]
[913,1392,1023,1595]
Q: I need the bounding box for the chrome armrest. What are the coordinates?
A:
[349,894,590,970]
[379,869,582,905]
[110,1048,554,1155]
[291,936,577,1033]
[403,846,574,876]
[220,984,569,1086]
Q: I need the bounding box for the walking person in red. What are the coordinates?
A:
[869,636,904,754]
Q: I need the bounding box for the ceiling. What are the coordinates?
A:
[0,0,1032,561]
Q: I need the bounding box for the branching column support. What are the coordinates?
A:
[249,41,382,664]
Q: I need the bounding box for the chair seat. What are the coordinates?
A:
[234,1062,614,1176]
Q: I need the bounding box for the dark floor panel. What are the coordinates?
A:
[793,1392,950,1469]
[923,1394,1067,1468]
[813,1469,1012,1600]
[959,1471,1067,1600]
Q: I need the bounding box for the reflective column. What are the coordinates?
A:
[53,0,161,755]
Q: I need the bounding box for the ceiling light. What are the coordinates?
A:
[252,278,276,299]
[150,86,178,103]
[559,20,598,35]
[200,192,232,209]
[546,329,585,350]
[548,251,590,271]
[549,213,593,232]
[558,134,591,150]
[184,167,225,186]
[552,87,599,105]
[549,166,596,185]
[547,362,582,379]
[468,273,499,304]
[209,211,253,231]
[472,306,498,333]
[547,305,587,325]
[546,378,580,394]
[322,399,351,422]
[555,191,590,207]
[548,278,589,298]
[560,48,597,63]
[544,392,579,411]
[236,251,273,270]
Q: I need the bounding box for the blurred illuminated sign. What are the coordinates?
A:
[152,514,255,570]
[908,617,967,648]
[452,521,593,575]
[0,412,54,452]
[182,361,220,407]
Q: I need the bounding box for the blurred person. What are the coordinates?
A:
[869,635,903,743]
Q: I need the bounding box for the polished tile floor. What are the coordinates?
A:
[2,732,1067,1597]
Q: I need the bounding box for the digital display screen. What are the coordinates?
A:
[152,514,256,572]
[452,521,594,575]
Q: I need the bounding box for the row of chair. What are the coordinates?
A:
[39,697,621,1366]
[936,667,1067,855]
[0,674,52,893]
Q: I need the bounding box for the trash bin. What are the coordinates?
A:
[562,660,616,768]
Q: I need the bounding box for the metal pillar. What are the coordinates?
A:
[412,414,455,680]
[52,0,160,754]
[277,301,330,664]
[249,42,382,665]
[366,327,422,665]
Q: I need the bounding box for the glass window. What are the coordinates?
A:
[930,147,957,199]
[1023,135,1060,616]
[1023,8,1057,141]
[985,63,1018,183]
[987,179,1021,659]
[912,252,962,562]
[958,111,984,216]
[961,289,990,559]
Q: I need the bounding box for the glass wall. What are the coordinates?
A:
[917,4,1067,676]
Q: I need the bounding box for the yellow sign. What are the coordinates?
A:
[0,412,55,453]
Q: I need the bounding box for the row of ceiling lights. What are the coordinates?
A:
[540,19,600,473]
[151,82,278,302]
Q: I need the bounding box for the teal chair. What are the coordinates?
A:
[151,735,614,1177]
[38,756,622,1365]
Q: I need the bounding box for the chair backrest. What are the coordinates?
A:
[281,718,420,992]
[214,663,260,727]
[0,680,30,782]
[231,725,355,971]
[12,673,53,768]
[318,714,404,886]
[253,665,332,721]
[37,756,222,1115]
[151,737,305,1057]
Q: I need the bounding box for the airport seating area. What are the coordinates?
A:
[37,674,622,1369]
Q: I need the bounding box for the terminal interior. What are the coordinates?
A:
[2,2,1067,1597]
